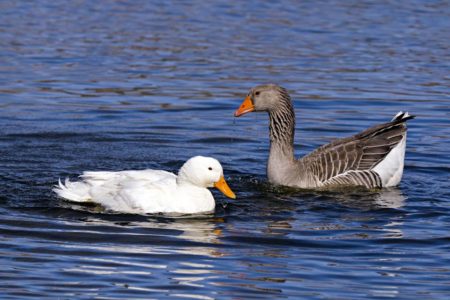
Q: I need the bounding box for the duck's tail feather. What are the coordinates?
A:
[53,178,91,202]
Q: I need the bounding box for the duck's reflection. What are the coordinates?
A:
[72,216,225,254]
[61,216,225,291]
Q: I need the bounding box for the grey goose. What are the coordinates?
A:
[234,84,414,189]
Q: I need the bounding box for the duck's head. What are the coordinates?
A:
[178,156,236,199]
[234,84,292,117]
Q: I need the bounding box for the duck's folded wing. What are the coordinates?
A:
[113,176,178,213]
[81,169,176,184]
[78,169,177,212]
[303,112,414,188]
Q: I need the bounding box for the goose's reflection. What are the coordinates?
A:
[373,188,406,209]
[322,187,407,210]
[253,181,407,212]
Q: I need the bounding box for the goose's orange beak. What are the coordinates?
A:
[214,176,236,199]
[234,95,254,117]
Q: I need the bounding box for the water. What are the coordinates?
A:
[1,1,449,299]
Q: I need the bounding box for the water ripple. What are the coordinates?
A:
[0,0,449,299]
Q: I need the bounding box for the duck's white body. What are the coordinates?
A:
[53,156,235,214]
[55,170,215,214]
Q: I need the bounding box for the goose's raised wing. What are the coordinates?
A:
[302,112,414,188]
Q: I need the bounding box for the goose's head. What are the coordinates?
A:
[177,156,236,199]
[234,84,292,117]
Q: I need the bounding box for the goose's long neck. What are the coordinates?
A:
[267,100,296,183]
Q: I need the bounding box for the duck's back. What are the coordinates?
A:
[54,169,178,213]
[81,169,175,184]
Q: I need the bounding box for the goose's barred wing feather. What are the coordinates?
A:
[322,170,383,188]
[302,112,414,187]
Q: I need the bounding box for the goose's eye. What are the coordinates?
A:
[208,167,212,171]
[255,91,260,96]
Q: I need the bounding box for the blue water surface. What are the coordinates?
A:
[0,1,449,299]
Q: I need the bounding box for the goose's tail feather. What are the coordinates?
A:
[53,178,91,202]
[392,111,415,123]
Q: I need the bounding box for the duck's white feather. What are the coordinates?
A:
[55,178,91,202]
[53,156,227,214]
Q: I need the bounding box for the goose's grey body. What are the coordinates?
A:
[235,84,414,189]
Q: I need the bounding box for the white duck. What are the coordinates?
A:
[53,156,236,214]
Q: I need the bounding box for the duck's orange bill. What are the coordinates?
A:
[234,96,254,117]
[214,176,236,199]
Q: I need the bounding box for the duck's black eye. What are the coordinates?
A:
[208,167,212,171]
[255,91,260,96]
